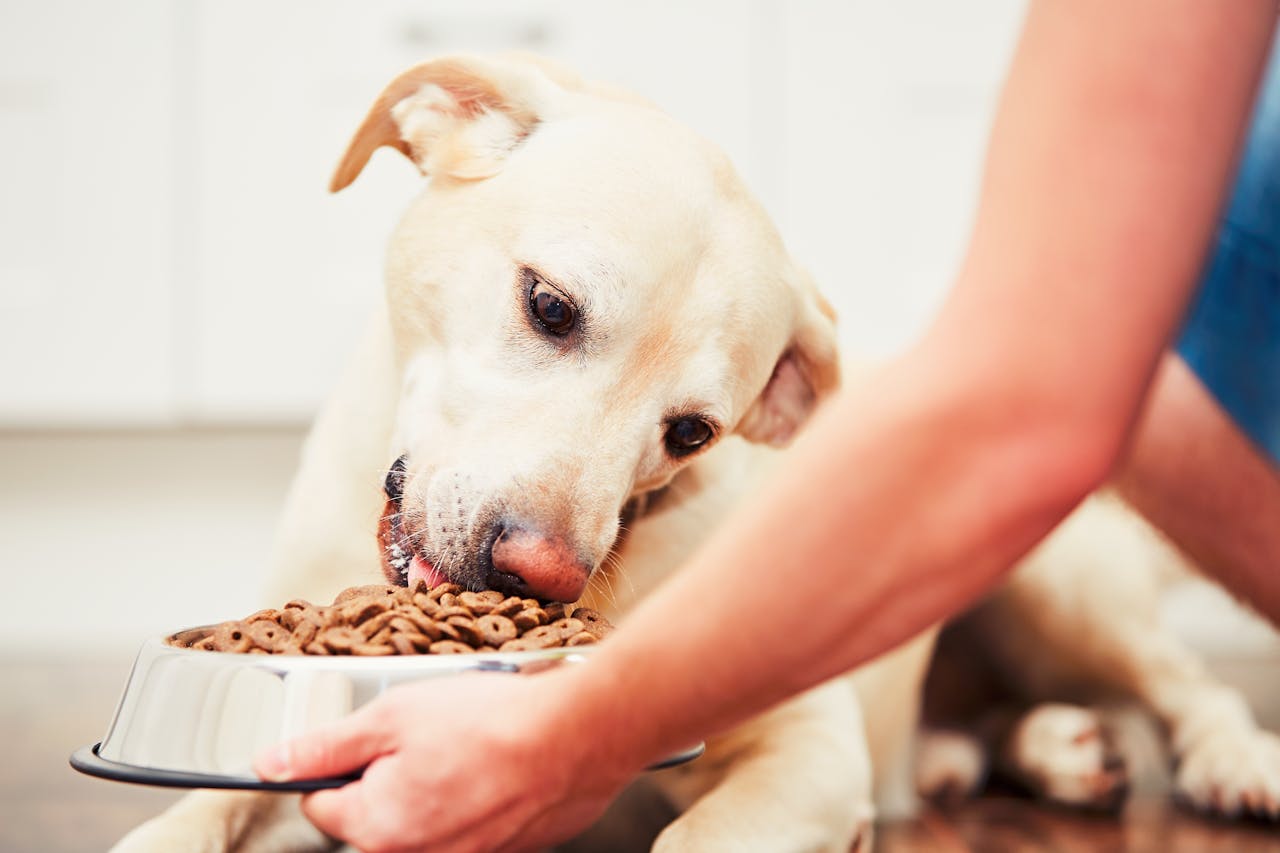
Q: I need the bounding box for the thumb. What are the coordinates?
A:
[254,703,397,782]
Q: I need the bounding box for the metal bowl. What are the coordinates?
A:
[71,632,702,791]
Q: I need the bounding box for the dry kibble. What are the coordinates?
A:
[391,634,419,656]
[512,609,546,632]
[246,621,288,652]
[457,591,498,615]
[292,620,318,646]
[169,581,613,655]
[352,643,396,657]
[413,592,441,616]
[367,626,395,646]
[333,585,397,606]
[435,622,464,643]
[519,626,563,650]
[476,614,517,647]
[429,640,474,655]
[321,627,364,653]
[572,608,611,639]
[387,616,419,635]
[244,608,280,625]
[343,598,391,626]
[446,617,484,646]
[428,583,461,601]
[213,622,252,654]
[550,618,586,640]
[492,597,524,618]
[399,611,444,640]
[358,610,399,639]
[297,607,327,629]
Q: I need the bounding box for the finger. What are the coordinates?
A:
[254,702,396,782]
[300,784,363,844]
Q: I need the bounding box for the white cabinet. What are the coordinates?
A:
[0,0,177,425]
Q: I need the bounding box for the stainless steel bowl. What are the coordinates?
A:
[72,632,701,791]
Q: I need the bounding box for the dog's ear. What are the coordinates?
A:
[330,56,555,192]
[736,276,841,447]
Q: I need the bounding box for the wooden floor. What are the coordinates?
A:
[6,655,1279,852]
[879,797,1280,852]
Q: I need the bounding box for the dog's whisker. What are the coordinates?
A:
[585,570,615,610]
[589,551,629,609]
[603,548,635,593]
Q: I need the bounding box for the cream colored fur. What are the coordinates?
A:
[113,55,1278,853]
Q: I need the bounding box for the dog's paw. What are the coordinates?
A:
[1175,727,1280,820]
[1003,703,1128,810]
[915,729,986,802]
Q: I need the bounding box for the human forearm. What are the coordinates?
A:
[1115,355,1280,624]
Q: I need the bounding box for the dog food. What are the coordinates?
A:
[167,580,614,655]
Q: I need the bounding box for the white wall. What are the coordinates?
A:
[0,430,305,654]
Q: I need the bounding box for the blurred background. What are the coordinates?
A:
[1,1,1277,849]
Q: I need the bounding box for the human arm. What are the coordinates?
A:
[1114,353,1280,623]
[258,3,1278,850]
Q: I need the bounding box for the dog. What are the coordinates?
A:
[113,54,1280,852]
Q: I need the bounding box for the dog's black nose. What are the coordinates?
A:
[384,455,408,502]
[484,566,532,599]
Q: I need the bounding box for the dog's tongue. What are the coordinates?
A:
[408,554,446,589]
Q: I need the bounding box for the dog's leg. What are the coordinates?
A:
[1112,627,1280,819]
[978,494,1280,819]
[110,792,333,853]
[650,680,874,853]
[851,628,939,820]
[914,727,987,802]
[261,306,400,605]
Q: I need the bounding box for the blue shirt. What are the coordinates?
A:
[1176,32,1280,464]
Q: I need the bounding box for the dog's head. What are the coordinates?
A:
[335,55,839,602]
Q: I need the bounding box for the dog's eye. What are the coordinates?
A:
[665,417,714,455]
[529,276,577,336]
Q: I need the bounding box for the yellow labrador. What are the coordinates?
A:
[114,54,1279,852]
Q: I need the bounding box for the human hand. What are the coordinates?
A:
[254,670,639,853]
